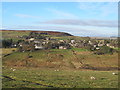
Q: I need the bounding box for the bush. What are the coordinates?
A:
[85,45,95,51]
[94,46,114,55]
[2,39,13,48]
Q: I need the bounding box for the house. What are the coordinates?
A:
[34,44,44,49]
[29,38,35,41]
[109,46,115,48]
[71,40,75,43]
[34,40,40,43]
[93,45,97,47]
[88,40,93,45]
[42,42,46,45]
[59,40,64,42]
[46,37,50,40]
[96,47,100,50]
[98,43,104,46]
[106,44,110,46]
[19,43,23,47]
[59,46,67,49]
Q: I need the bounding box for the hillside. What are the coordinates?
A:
[2,48,119,88]
[1,30,119,70]
[1,30,119,88]
[1,30,73,37]
[2,48,118,71]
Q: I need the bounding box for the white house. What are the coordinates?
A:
[59,46,67,49]
[35,44,44,49]
[34,40,40,43]
[71,40,75,43]
[29,38,34,41]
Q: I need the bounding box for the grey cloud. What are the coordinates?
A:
[40,19,118,28]
[6,25,89,33]
[4,25,116,37]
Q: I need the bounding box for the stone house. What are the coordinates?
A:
[59,46,67,49]
[34,44,44,49]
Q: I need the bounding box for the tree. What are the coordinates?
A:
[17,40,24,44]
[2,39,13,48]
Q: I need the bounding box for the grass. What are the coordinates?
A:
[1,48,17,58]
[1,30,30,41]
[114,48,120,52]
[51,36,72,40]
[71,48,88,51]
[2,67,119,88]
[2,48,118,70]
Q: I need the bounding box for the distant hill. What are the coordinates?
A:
[90,37,117,40]
[1,30,73,36]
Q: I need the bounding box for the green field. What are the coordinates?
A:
[1,30,91,42]
[2,67,119,88]
[1,48,17,56]
[2,48,119,88]
[1,30,30,41]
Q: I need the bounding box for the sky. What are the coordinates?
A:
[1,2,118,37]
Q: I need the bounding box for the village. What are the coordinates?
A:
[1,1,119,88]
[3,31,116,55]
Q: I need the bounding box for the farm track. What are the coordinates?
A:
[2,75,16,81]
[2,75,59,88]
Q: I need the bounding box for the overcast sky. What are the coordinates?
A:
[1,2,118,37]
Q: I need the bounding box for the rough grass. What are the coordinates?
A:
[1,30,90,41]
[2,48,119,88]
[1,31,29,38]
[2,67,119,88]
[1,31,30,41]
[1,48,17,59]
[71,48,88,51]
[1,48,17,55]
[2,48,118,70]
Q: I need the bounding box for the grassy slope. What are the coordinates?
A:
[1,48,17,55]
[2,48,118,70]
[1,31,30,41]
[1,30,90,41]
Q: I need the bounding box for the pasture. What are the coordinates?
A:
[2,67,119,88]
[2,48,119,88]
[2,48,118,70]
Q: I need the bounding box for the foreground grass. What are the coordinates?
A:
[2,67,118,88]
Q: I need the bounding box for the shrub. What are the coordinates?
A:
[85,45,95,51]
[2,39,13,48]
[94,46,114,55]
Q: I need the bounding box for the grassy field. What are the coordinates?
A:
[2,67,119,88]
[1,30,30,41]
[1,48,17,55]
[2,48,119,89]
[1,31,30,38]
[1,30,91,42]
[2,48,118,70]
